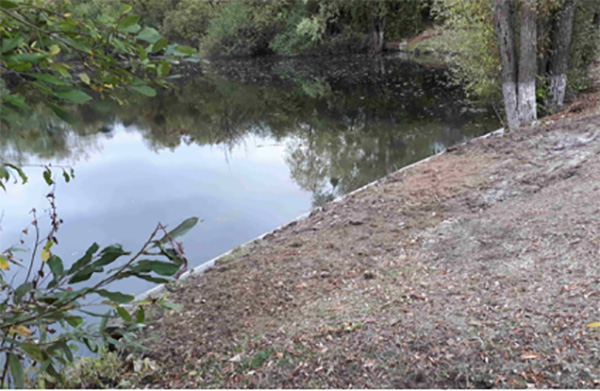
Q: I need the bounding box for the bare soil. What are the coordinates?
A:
[119,76,600,388]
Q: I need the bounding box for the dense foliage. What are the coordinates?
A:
[1,0,200,187]
[129,0,431,57]
[0,0,198,130]
[0,0,201,387]
[431,0,600,106]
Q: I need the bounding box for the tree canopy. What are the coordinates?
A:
[0,0,198,129]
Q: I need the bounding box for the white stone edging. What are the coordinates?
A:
[135,127,505,302]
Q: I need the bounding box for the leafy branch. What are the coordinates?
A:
[0,197,199,387]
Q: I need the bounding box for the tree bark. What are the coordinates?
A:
[536,10,551,78]
[547,0,576,110]
[494,0,519,130]
[518,0,537,124]
[371,17,385,53]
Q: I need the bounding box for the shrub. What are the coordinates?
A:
[0,171,198,387]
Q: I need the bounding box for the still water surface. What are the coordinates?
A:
[0,54,499,295]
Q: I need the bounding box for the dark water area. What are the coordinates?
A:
[0,54,500,297]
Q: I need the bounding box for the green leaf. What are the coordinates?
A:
[93,244,131,266]
[48,255,64,278]
[66,316,83,328]
[136,27,161,43]
[9,353,24,389]
[136,307,145,323]
[14,282,33,303]
[4,164,27,184]
[83,337,99,353]
[106,337,123,348]
[62,169,70,183]
[0,165,9,181]
[121,23,141,33]
[62,37,92,54]
[1,37,24,53]
[96,289,134,304]
[99,311,110,332]
[151,38,168,53]
[47,102,76,124]
[93,245,129,267]
[0,0,18,9]
[159,62,172,77]
[6,61,32,71]
[3,94,29,110]
[132,85,156,97]
[21,343,44,362]
[160,301,183,311]
[49,62,73,78]
[175,45,197,55]
[58,341,74,362]
[8,52,46,63]
[78,73,90,85]
[30,73,69,86]
[45,363,64,384]
[116,306,132,322]
[131,274,170,284]
[43,168,53,185]
[137,45,148,61]
[54,89,92,103]
[119,14,140,30]
[157,217,200,245]
[121,4,132,14]
[68,267,100,284]
[66,243,100,274]
[133,260,179,276]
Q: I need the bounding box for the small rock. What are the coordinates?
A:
[364,271,376,280]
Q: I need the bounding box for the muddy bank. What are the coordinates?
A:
[115,82,600,388]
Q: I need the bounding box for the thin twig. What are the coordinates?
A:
[24,209,39,283]
[4,224,163,329]
[0,9,92,55]
[0,352,10,388]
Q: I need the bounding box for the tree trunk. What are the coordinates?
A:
[536,10,551,78]
[518,0,537,124]
[494,0,519,130]
[547,0,576,110]
[371,17,385,53]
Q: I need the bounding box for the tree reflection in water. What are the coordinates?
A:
[1,55,499,206]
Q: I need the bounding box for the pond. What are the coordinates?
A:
[0,54,500,297]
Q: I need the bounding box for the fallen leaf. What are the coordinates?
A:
[520,352,538,360]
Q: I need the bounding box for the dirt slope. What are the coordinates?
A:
[121,85,600,388]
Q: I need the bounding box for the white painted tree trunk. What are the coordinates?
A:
[502,81,520,130]
[517,0,537,125]
[547,0,576,111]
[494,0,520,130]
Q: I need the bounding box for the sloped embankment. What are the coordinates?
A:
[129,97,600,388]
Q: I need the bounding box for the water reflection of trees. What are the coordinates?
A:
[2,56,498,205]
